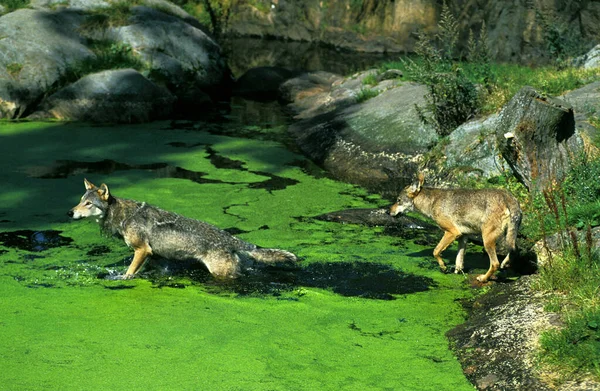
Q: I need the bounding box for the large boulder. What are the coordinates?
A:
[496,86,583,191]
[440,114,505,180]
[288,80,438,195]
[0,9,93,118]
[30,69,176,123]
[0,1,231,121]
[97,5,230,105]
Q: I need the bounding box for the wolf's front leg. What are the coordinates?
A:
[123,243,153,279]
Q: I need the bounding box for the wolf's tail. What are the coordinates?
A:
[249,248,298,263]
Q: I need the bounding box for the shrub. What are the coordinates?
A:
[402,2,484,137]
[0,0,29,12]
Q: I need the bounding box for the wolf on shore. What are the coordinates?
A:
[389,174,522,282]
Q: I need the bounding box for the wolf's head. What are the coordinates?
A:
[68,179,111,220]
[389,173,424,216]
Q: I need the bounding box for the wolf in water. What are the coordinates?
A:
[68,179,298,279]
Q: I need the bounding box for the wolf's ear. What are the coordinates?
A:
[84,178,96,190]
[98,183,110,201]
[407,173,424,198]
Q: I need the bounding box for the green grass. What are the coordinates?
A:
[355,87,379,103]
[378,58,600,114]
[520,154,600,382]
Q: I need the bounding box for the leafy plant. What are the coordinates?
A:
[402,2,483,137]
[356,87,379,103]
[0,0,29,12]
[361,73,377,86]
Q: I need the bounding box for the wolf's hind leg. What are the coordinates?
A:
[478,224,502,282]
[455,236,468,273]
[202,250,241,279]
[500,253,511,269]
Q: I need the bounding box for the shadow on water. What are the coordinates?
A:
[0,230,73,252]
[140,257,435,300]
[28,155,299,192]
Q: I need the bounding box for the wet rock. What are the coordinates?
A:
[314,207,437,231]
[448,276,555,391]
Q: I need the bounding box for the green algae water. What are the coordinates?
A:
[0,119,476,390]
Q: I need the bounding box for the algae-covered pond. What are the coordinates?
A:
[0,115,477,390]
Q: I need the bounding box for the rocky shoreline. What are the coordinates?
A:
[448,275,600,391]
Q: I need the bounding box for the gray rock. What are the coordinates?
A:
[573,44,600,69]
[496,86,583,191]
[0,2,230,120]
[103,6,229,97]
[288,81,437,195]
[443,114,505,179]
[31,0,111,11]
[0,9,93,118]
[30,69,176,123]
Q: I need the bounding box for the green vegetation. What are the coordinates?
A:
[6,62,23,78]
[361,73,377,86]
[400,3,485,137]
[53,39,146,92]
[0,120,478,390]
[171,0,235,35]
[510,155,600,382]
[0,0,29,12]
[355,87,379,103]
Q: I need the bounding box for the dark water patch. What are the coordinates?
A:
[298,262,434,300]
[31,157,300,192]
[0,230,73,252]
[104,285,136,290]
[247,172,299,191]
[87,245,111,256]
[26,282,56,289]
[28,159,169,179]
[206,146,245,170]
[223,227,250,236]
[286,159,329,179]
[198,261,434,300]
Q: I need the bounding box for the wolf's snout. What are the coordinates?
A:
[389,203,400,216]
[68,210,74,217]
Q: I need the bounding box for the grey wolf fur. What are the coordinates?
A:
[389,174,522,282]
[68,179,298,279]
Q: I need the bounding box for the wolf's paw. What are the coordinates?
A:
[476,274,488,283]
[120,273,135,280]
[454,267,464,274]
